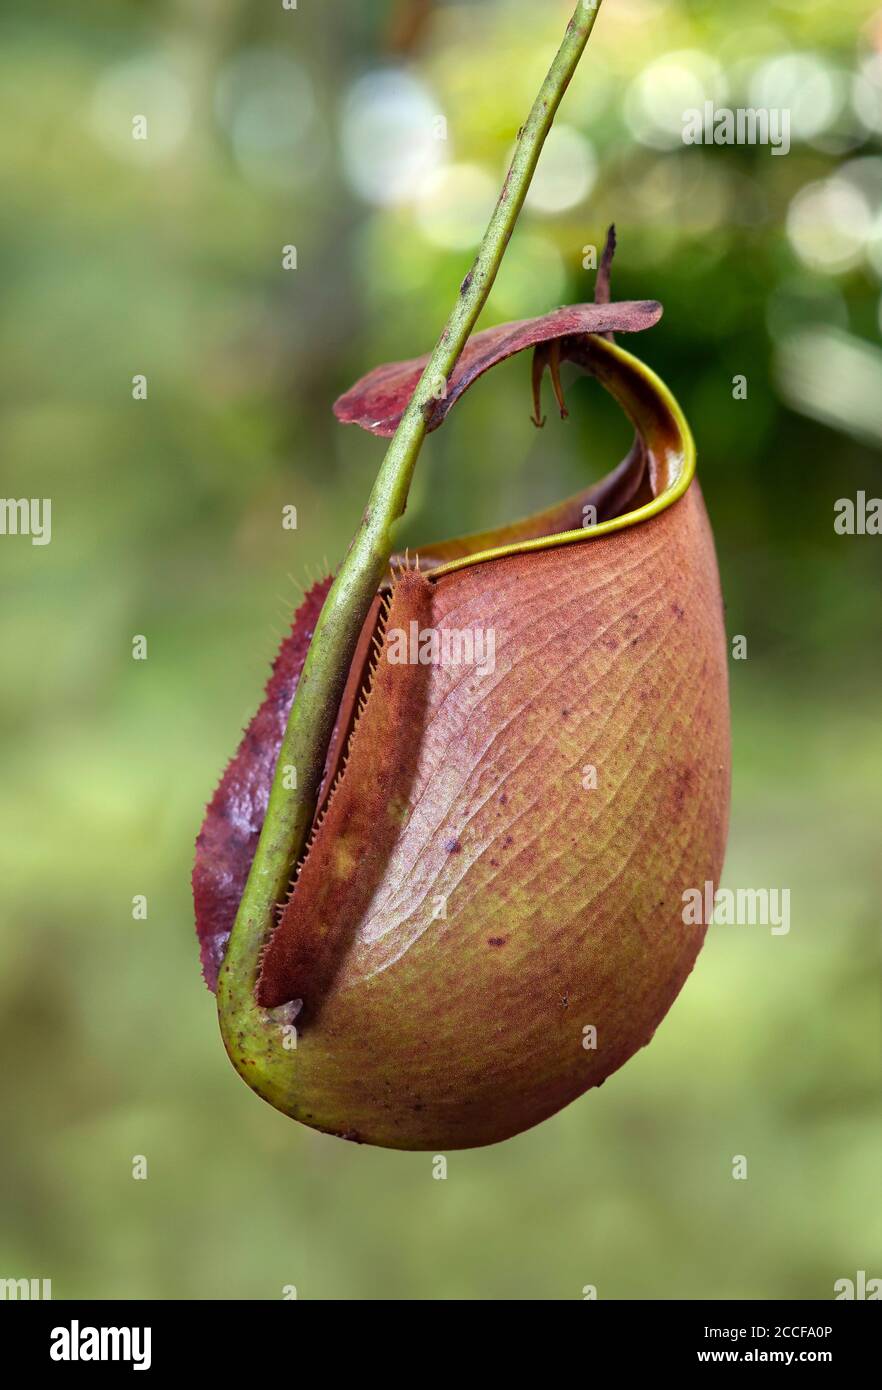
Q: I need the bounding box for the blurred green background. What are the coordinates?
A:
[1,0,880,1300]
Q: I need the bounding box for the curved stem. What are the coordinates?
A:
[218,0,606,1016]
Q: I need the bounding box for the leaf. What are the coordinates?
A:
[333,300,662,437]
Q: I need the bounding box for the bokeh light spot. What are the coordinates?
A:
[524,124,596,215]
[625,51,727,151]
[342,69,445,206]
[414,163,497,250]
[90,55,191,163]
[749,52,845,142]
[853,55,882,136]
[786,178,872,274]
[215,49,321,190]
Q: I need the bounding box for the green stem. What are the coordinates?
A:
[218,0,606,1018]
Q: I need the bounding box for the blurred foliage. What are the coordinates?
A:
[0,0,880,1299]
